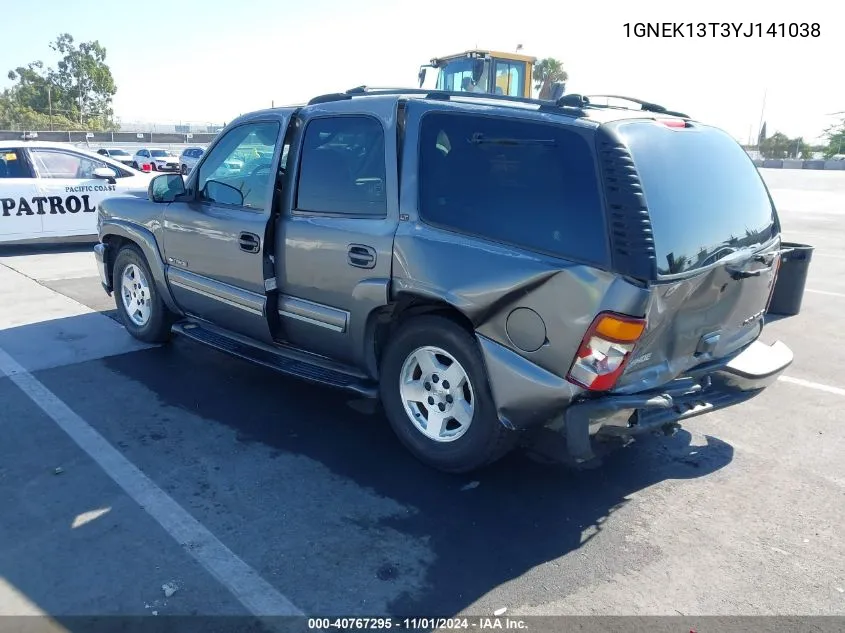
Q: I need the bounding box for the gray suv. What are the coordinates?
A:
[93,87,793,473]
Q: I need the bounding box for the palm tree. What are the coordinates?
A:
[532,58,568,98]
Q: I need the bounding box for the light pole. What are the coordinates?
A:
[47,84,53,131]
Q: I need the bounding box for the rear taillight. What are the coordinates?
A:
[566,312,647,392]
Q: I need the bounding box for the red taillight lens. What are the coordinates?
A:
[566,312,647,392]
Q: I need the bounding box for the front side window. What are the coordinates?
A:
[418,112,608,264]
[30,149,107,180]
[0,149,33,179]
[295,115,386,217]
[197,121,280,211]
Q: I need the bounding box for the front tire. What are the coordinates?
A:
[379,315,516,473]
[181,164,187,175]
[112,245,174,344]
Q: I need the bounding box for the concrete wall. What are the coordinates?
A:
[754,157,843,170]
[0,130,218,145]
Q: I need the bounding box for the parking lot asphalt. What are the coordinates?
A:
[0,169,843,623]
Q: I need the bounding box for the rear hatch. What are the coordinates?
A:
[604,119,781,392]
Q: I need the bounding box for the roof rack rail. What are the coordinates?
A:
[306,85,587,115]
[585,94,690,118]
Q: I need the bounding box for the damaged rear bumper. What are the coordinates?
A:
[558,339,793,463]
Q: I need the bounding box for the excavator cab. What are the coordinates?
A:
[419,50,535,97]
[418,49,565,101]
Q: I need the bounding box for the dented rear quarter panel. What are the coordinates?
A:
[393,100,654,428]
[392,225,655,428]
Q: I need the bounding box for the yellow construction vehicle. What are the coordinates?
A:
[417,49,565,100]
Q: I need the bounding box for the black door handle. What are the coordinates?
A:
[239,232,260,253]
[348,244,376,269]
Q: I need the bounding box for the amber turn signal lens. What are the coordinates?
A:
[594,315,646,343]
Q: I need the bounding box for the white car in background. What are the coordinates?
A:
[131,147,180,172]
[95,147,135,166]
[0,140,154,244]
[179,146,205,175]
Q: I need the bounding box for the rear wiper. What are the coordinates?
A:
[469,133,556,146]
[583,94,691,119]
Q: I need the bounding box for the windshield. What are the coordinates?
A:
[110,149,129,156]
[150,150,172,157]
[617,121,777,276]
[436,58,490,93]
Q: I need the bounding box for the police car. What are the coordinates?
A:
[0,140,154,244]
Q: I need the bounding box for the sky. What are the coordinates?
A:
[0,0,840,143]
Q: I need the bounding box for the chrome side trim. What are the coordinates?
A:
[277,295,348,333]
[278,309,345,333]
[167,269,265,317]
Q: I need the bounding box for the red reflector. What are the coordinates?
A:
[658,119,686,128]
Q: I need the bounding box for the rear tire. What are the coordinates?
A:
[112,245,174,344]
[379,315,516,473]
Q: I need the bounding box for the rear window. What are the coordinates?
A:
[617,121,777,276]
[418,112,608,264]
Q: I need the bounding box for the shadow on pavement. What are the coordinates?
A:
[0,311,735,618]
[95,336,735,617]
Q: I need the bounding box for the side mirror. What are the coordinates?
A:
[418,67,427,87]
[148,173,186,203]
[203,180,244,207]
[93,167,117,184]
[549,82,566,101]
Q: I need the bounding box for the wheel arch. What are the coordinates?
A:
[364,291,477,380]
[100,221,181,314]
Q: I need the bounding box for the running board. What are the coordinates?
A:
[171,321,378,398]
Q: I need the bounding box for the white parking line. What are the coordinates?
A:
[0,346,304,618]
[805,288,845,298]
[778,375,845,397]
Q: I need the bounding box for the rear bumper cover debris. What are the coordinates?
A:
[558,339,794,462]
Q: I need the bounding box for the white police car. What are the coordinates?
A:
[0,140,154,244]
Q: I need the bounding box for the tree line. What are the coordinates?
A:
[752,117,843,160]
[0,33,118,131]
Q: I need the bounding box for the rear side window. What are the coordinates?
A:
[418,112,607,264]
[616,121,777,276]
[296,116,387,217]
